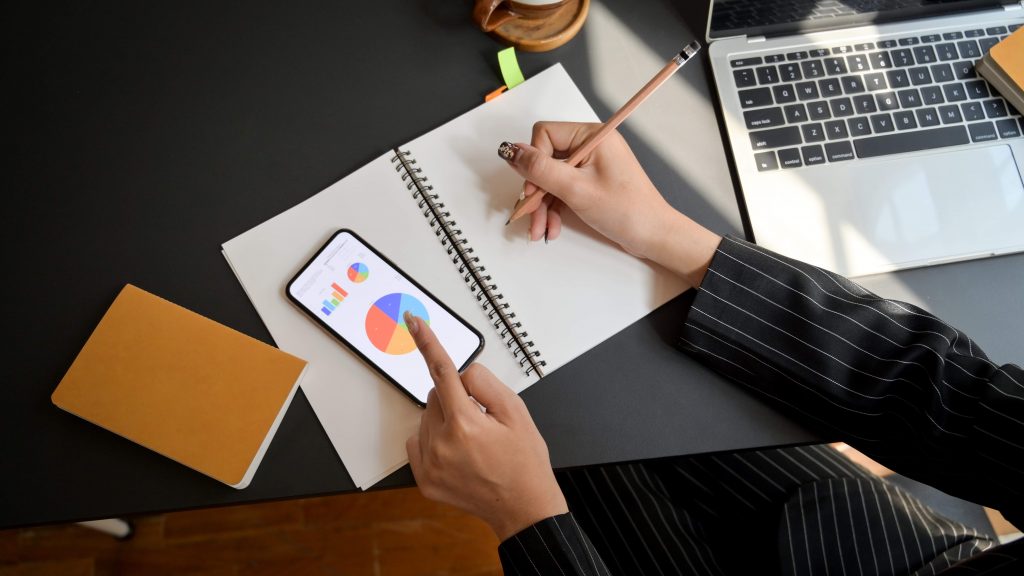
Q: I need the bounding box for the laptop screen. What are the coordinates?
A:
[707,0,1015,40]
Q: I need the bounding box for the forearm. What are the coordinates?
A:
[676,235,1024,524]
[642,209,721,290]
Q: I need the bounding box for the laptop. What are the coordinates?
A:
[706,0,1024,277]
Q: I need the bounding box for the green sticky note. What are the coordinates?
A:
[497,47,525,89]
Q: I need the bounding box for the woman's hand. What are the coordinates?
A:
[504,121,721,289]
[404,311,567,541]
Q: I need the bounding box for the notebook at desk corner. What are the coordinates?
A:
[704,0,1024,277]
[52,284,308,489]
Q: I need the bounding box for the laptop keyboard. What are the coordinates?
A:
[733,24,1024,171]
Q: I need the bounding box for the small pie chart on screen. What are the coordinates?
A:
[348,262,369,283]
[365,293,429,355]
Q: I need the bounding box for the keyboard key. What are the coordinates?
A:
[757,65,780,84]
[875,92,900,111]
[824,57,848,75]
[773,84,797,103]
[848,117,872,136]
[854,125,969,158]
[846,54,869,73]
[1010,24,1022,33]
[996,118,1022,138]
[985,26,1008,35]
[869,51,893,70]
[936,43,959,61]
[734,68,758,88]
[810,49,830,58]
[957,40,981,59]
[966,80,989,99]
[749,126,802,150]
[877,39,898,49]
[786,51,809,61]
[913,46,937,64]
[870,113,895,133]
[842,76,866,94]
[819,78,843,98]
[731,57,763,68]
[808,101,832,120]
[938,104,963,124]
[921,85,945,105]
[830,97,855,118]
[796,81,820,100]
[952,61,975,80]
[942,31,963,41]
[853,94,877,114]
[897,37,919,46]
[824,141,855,162]
[985,99,1009,118]
[980,37,1000,53]
[801,123,826,143]
[739,87,774,108]
[801,60,825,79]
[943,83,967,102]
[898,88,922,108]
[754,151,778,171]
[778,147,803,168]
[894,111,918,130]
[801,145,827,165]
[919,34,941,43]
[930,63,954,83]
[832,45,854,55]
[908,67,932,86]
[961,102,985,121]
[744,107,786,129]
[968,121,998,142]
[916,107,941,127]
[864,72,888,91]
[854,43,874,52]
[964,29,985,38]
[784,103,808,123]
[886,69,910,88]
[779,63,802,82]
[891,49,914,67]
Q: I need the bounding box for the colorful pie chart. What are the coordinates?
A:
[365,293,429,355]
[348,262,369,283]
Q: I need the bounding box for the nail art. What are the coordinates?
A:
[497,141,519,161]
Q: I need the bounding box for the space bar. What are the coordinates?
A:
[854,126,970,159]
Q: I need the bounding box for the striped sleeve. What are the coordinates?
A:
[678,235,1024,529]
[497,513,611,576]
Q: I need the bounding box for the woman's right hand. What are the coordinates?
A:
[503,121,721,289]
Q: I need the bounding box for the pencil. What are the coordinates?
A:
[506,40,701,225]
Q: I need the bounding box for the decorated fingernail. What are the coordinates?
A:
[497,141,519,161]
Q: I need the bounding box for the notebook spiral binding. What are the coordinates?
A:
[391,148,545,378]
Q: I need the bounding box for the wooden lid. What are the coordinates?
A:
[489,0,590,53]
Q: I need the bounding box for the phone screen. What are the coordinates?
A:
[286,230,484,406]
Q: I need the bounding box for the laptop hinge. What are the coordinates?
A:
[1004,3,1022,11]
[747,36,767,43]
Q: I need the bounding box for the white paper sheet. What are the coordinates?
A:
[222,65,688,488]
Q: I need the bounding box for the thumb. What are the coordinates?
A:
[460,363,518,419]
[506,142,581,205]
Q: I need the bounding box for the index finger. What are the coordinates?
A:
[404,311,470,418]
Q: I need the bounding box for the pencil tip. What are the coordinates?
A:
[504,218,511,226]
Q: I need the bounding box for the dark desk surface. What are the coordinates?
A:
[7,0,1020,530]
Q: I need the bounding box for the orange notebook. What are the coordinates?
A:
[52,285,308,489]
[977,27,1024,119]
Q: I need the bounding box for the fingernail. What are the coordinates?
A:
[404,311,419,334]
[519,183,526,201]
[497,141,520,161]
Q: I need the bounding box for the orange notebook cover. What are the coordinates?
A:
[977,27,1024,117]
[52,284,308,489]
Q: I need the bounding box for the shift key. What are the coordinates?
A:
[749,126,802,150]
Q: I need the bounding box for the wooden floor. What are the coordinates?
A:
[3,447,1018,576]
[0,489,502,576]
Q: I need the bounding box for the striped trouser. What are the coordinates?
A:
[556,444,996,576]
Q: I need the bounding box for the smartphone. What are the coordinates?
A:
[286,229,485,406]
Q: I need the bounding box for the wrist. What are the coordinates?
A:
[644,210,721,289]
[488,485,568,542]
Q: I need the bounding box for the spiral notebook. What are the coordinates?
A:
[222,64,688,488]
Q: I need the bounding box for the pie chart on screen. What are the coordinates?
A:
[348,262,369,283]
[365,293,429,355]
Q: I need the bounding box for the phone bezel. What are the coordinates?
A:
[285,229,485,407]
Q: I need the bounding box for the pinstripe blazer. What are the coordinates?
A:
[498,236,1023,575]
